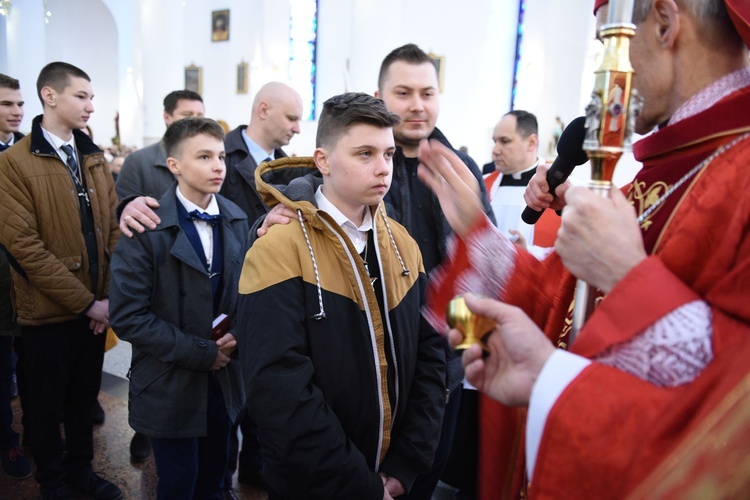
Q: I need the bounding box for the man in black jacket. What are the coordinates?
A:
[220,82,302,224]
[374,44,494,499]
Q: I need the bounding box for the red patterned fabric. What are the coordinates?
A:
[531,336,750,498]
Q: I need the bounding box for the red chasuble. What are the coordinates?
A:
[425,85,750,499]
[531,334,750,498]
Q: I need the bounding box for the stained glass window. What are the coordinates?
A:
[289,0,318,120]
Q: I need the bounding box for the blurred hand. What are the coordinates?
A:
[417,139,483,238]
[120,196,161,238]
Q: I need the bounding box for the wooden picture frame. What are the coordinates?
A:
[212,9,230,42]
[237,62,249,94]
[184,65,203,94]
[428,53,446,93]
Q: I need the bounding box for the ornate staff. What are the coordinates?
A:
[570,0,643,344]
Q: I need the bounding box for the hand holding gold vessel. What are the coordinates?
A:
[446,295,495,353]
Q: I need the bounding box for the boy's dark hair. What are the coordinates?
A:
[163,90,204,115]
[0,73,20,90]
[163,117,225,158]
[316,93,401,149]
[36,62,90,105]
[504,110,538,139]
[377,43,436,91]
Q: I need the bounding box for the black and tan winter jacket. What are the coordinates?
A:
[237,157,446,499]
[0,116,119,325]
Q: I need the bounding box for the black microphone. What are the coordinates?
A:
[521,116,589,224]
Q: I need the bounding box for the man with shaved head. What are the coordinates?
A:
[220,82,302,218]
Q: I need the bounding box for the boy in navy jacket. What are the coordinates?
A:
[109,117,246,499]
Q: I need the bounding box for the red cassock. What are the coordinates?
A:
[425,86,750,498]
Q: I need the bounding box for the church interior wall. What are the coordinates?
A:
[1,0,641,186]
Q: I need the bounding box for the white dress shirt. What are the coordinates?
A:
[175,186,220,272]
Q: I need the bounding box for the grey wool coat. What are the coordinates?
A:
[115,141,175,200]
[109,187,247,438]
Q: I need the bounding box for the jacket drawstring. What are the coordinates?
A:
[297,205,409,321]
[297,209,326,320]
[378,206,410,277]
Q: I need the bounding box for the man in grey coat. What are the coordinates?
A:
[115,90,204,201]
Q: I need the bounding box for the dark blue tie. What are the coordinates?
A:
[0,143,9,152]
[60,144,78,177]
[187,209,223,227]
[263,157,272,164]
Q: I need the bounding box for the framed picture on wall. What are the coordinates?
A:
[185,65,203,94]
[212,9,230,42]
[428,53,445,93]
[237,62,249,94]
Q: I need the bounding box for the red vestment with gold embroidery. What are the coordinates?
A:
[425,85,750,499]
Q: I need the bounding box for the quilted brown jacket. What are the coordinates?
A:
[0,115,120,326]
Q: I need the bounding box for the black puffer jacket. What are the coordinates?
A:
[238,157,447,499]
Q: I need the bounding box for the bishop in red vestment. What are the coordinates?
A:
[418,0,750,497]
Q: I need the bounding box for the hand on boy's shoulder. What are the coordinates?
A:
[257,203,297,237]
[120,196,161,238]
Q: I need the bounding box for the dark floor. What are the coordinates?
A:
[1,372,268,499]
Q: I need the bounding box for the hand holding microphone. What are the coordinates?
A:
[521,117,589,224]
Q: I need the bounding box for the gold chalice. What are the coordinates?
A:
[446,295,494,352]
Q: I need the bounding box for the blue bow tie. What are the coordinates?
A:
[187,210,223,226]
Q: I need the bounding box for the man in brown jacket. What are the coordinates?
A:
[0,62,122,500]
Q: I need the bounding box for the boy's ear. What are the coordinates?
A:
[313,147,330,176]
[166,157,180,175]
[40,86,56,108]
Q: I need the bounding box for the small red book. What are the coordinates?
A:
[211,313,231,341]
